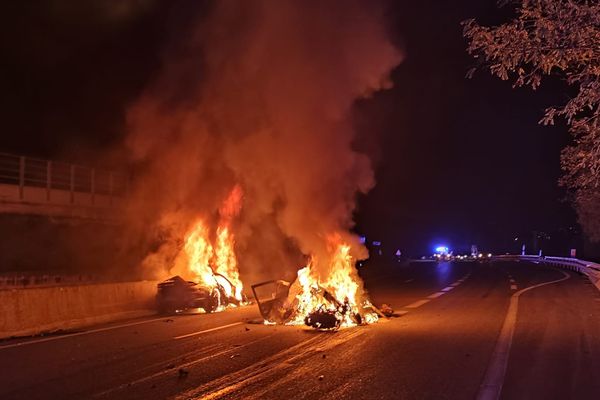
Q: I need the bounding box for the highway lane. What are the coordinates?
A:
[1,260,599,399]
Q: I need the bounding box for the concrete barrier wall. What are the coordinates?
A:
[0,280,158,339]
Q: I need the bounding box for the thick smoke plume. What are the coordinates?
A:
[125,0,402,284]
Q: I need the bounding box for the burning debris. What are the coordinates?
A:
[252,237,380,330]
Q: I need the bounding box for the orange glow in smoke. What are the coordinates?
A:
[219,185,243,219]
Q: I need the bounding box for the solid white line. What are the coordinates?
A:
[476,269,570,400]
[405,299,430,309]
[0,316,172,350]
[428,292,445,299]
[174,322,243,340]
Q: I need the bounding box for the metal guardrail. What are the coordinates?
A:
[0,152,129,204]
[492,254,600,289]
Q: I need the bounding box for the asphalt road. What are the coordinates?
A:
[2,259,600,399]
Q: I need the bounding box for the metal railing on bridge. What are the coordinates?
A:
[0,152,130,219]
[0,272,99,289]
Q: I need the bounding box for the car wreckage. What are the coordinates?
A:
[156,274,242,314]
[251,278,386,330]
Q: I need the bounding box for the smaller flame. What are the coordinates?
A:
[286,235,378,328]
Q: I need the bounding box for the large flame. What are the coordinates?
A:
[214,185,244,301]
[181,185,245,306]
[288,235,378,328]
[214,225,243,300]
[184,220,217,288]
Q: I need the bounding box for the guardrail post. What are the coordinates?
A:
[46,160,52,201]
[90,168,95,205]
[70,164,75,204]
[18,156,25,200]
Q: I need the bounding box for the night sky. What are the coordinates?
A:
[0,1,577,256]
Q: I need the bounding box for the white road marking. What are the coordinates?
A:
[428,292,445,299]
[0,316,175,350]
[405,299,430,309]
[96,334,276,398]
[476,269,570,400]
[510,285,517,290]
[173,322,243,340]
[397,272,472,316]
[404,279,415,283]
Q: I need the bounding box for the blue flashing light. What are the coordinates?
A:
[435,245,449,254]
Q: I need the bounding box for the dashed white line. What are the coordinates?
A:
[510,285,517,290]
[427,292,445,299]
[399,272,471,314]
[174,322,243,340]
[0,316,174,350]
[405,299,431,309]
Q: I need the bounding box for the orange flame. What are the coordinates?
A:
[214,225,243,300]
[219,184,243,219]
[288,234,378,327]
[184,219,218,288]
[181,185,245,305]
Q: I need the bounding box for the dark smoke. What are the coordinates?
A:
[125,0,402,283]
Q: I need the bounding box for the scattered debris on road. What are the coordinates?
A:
[178,368,189,379]
[379,304,394,317]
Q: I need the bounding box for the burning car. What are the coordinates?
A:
[156,274,242,314]
[251,261,381,330]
